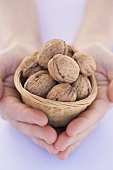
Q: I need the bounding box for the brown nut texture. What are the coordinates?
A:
[21,52,42,77]
[72,52,96,76]
[48,54,80,83]
[24,70,56,98]
[46,83,77,102]
[67,44,78,57]
[37,39,68,68]
[72,74,92,100]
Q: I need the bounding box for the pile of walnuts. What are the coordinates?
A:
[20,39,96,102]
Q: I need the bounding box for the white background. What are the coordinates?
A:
[0,0,113,169]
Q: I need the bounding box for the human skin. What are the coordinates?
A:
[0,0,113,160]
[55,43,113,159]
[0,0,58,155]
[54,0,113,160]
[74,0,113,49]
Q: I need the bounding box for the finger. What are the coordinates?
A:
[66,99,109,137]
[0,77,4,98]
[55,124,96,151]
[55,131,72,151]
[0,89,48,126]
[9,119,57,144]
[56,141,81,160]
[30,137,59,154]
[80,43,113,78]
[56,123,96,160]
[0,45,28,79]
[108,79,113,103]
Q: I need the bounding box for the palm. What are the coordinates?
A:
[55,44,113,160]
[87,43,113,111]
[67,44,113,135]
[95,67,109,107]
[0,45,58,155]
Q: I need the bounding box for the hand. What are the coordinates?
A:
[54,43,113,160]
[0,43,58,154]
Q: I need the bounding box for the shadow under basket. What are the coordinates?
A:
[14,65,97,128]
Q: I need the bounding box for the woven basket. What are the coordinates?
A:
[14,65,97,127]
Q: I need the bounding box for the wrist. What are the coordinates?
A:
[74,33,113,50]
[0,41,40,65]
[5,40,41,57]
[74,41,102,51]
[2,34,41,52]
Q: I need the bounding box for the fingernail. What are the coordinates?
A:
[47,150,52,154]
[33,121,41,126]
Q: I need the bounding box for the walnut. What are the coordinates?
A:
[46,83,77,102]
[48,54,80,83]
[24,70,56,98]
[72,74,92,100]
[37,39,68,68]
[19,39,96,103]
[72,52,96,76]
[21,52,42,77]
[67,44,78,57]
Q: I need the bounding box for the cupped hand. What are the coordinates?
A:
[54,43,113,160]
[0,43,58,154]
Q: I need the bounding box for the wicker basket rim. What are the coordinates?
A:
[14,65,97,107]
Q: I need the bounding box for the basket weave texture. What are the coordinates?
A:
[14,65,97,127]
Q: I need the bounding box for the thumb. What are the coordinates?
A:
[0,51,8,99]
[0,77,4,98]
[108,79,113,103]
[0,49,8,99]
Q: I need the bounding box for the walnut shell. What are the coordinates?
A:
[72,52,96,76]
[37,39,68,68]
[21,52,42,77]
[72,74,92,100]
[46,83,77,102]
[67,44,78,57]
[24,70,56,98]
[48,54,80,83]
